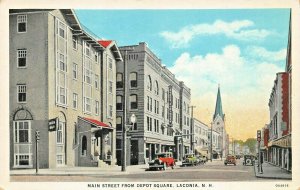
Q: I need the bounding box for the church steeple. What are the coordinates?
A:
[213,85,224,120]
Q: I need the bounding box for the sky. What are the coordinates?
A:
[75,9,290,141]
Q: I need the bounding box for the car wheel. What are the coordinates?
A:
[246,159,252,165]
[234,163,236,166]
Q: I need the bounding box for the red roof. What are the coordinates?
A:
[82,117,111,128]
[98,40,113,48]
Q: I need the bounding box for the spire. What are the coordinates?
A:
[213,85,224,120]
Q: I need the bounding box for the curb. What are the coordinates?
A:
[253,164,292,180]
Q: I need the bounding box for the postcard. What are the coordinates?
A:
[0,0,299,190]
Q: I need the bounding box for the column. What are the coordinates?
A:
[149,143,152,161]
[101,132,106,160]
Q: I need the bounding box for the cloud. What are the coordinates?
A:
[246,46,287,62]
[160,20,272,48]
[169,45,285,140]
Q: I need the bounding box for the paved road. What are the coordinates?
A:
[11,159,274,182]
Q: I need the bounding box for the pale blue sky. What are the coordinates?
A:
[75,9,290,140]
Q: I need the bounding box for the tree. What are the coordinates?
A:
[244,138,257,154]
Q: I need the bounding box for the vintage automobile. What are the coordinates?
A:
[224,155,236,166]
[148,152,175,170]
[243,154,256,166]
[182,153,198,166]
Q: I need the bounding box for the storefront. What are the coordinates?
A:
[267,134,291,172]
[75,117,113,167]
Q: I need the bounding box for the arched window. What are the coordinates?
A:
[116,73,123,88]
[130,72,137,88]
[130,94,138,109]
[154,81,159,95]
[116,95,123,110]
[82,135,87,156]
[13,108,33,167]
[147,75,152,91]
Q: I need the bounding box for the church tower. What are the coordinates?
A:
[212,85,227,158]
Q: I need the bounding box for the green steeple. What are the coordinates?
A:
[213,85,224,120]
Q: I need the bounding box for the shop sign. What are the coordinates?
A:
[273,135,291,148]
[48,118,57,131]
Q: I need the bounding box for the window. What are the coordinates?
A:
[72,36,77,50]
[95,101,99,115]
[147,96,150,111]
[109,105,113,118]
[108,57,113,69]
[131,122,137,131]
[17,15,27,33]
[17,85,26,103]
[116,73,123,88]
[187,117,190,126]
[116,117,122,131]
[57,121,65,145]
[130,94,137,109]
[95,74,99,89]
[13,120,32,167]
[109,81,113,93]
[154,81,159,95]
[147,117,152,131]
[162,105,165,117]
[95,54,98,63]
[154,119,159,133]
[147,75,152,91]
[59,53,66,71]
[73,93,78,109]
[59,87,66,104]
[85,43,91,57]
[130,72,137,88]
[150,97,152,112]
[72,63,77,80]
[81,136,87,156]
[84,59,92,84]
[116,95,123,110]
[156,101,159,114]
[162,88,165,101]
[84,97,91,113]
[58,22,66,38]
[17,49,27,68]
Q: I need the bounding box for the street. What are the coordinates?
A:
[11,159,274,182]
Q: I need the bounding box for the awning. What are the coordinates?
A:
[79,117,112,132]
[268,134,291,148]
[195,148,208,156]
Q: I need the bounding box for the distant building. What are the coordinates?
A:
[194,119,209,157]
[211,86,228,158]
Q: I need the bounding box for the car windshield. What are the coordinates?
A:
[156,154,166,158]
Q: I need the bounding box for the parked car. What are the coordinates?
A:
[196,155,207,164]
[243,155,256,166]
[236,155,241,159]
[148,152,175,170]
[224,155,236,166]
[182,153,198,166]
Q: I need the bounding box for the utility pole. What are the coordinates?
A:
[210,122,213,162]
[189,106,196,153]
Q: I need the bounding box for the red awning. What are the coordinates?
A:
[81,117,112,129]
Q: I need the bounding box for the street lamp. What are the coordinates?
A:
[121,114,137,172]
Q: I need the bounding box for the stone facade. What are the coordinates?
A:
[116,42,191,165]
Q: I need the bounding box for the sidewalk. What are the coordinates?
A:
[10,162,183,176]
[254,162,292,180]
[10,164,149,176]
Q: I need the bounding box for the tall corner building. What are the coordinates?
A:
[116,42,192,165]
[9,9,122,169]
